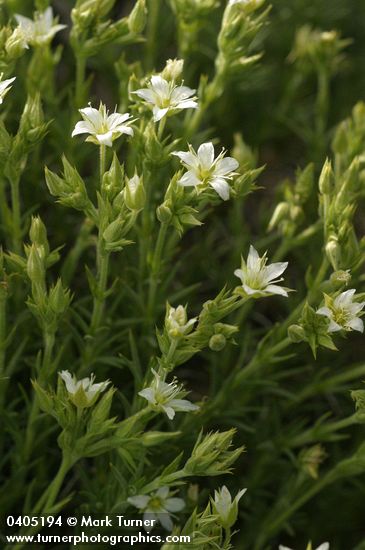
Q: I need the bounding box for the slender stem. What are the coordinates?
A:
[43,454,71,510]
[145,0,161,70]
[10,177,22,254]
[99,144,106,186]
[75,55,86,108]
[90,251,110,334]
[157,117,166,140]
[147,222,168,320]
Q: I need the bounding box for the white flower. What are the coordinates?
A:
[72,103,134,147]
[317,289,365,333]
[133,75,197,122]
[138,369,199,420]
[15,7,66,46]
[234,245,289,297]
[0,74,16,104]
[166,304,197,338]
[279,543,329,550]
[212,486,247,529]
[59,370,110,408]
[172,142,239,201]
[128,487,185,531]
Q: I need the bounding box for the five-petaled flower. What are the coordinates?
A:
[166,304,197,339]
[212,486,247,530]
[128,487,185,531]
[59,370,110,408]
[133,75,197,122]
[317,289,365,333]
[234,245,289,297]
[72,103,134,147]
[172,141,239,201]
[0,74,15,104]
[138,369,199,420]
[15,7,66,46]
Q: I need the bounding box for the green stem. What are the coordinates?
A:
[147,222,168,320]
[75,55,86,108]
[10,177,22,254]
[145,0,161,70]
[90,251,110,334]
[99,144,106,186]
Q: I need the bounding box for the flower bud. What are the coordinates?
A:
[26,244,45,285]
[288,324,306,343]
[103,218,124,244]
[128,0,147,35]
[29,216,49,258]
[140,431,180,447]
[299,444,326,479]
[212,486,247,529]
[325,236,341,270]
[185,429,243,476]
[157,202,173,223]
[124,174,146,212]
[209,333,226,351]
[268,202,289,231]
[49,279,71,315]
[318,159,334,194]
[161,58,184,81]
[5,27,28,58]
[330,269,351,288]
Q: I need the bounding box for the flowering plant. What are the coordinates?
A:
[1,2,365,549]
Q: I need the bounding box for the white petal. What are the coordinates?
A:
[210,177,230,200]
[346,317,364,332]
[178,170,201,187]
[150,75,170,97]
[328,319,342,332]
[215,156,239,175]
[157,512,173,531]
[152,106,169,122]
[335,288,356,307]
[264,262,288,282]
[128,495,150,509]
[242,283,261,295]
[162,405,175,420]
[143,511,157,529]
[71,120,94,137]
[278,547,293,550]
[317,544,330,550]
[107,112,131,129]
[172,150,199,169]
[317,306,331,318]
[234,268,244,281]
[165,497,185,512]
[169,398,199,412]
[176,99,198,110]
[138,387,156,404]
[265,284,288,297]
[133,88,156,103]
[59,370,76,394]
[197,142,215,169]
[247,245,260,271]
[79,107,103,130]
[96,131,113,147]
[171,85,195,101]
[112,125,134,137]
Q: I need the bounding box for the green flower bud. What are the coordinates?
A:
[103,218,124,244]
[157,202,173,223]
[325,236,341,270]
[268,202,290,231]
[26,244,45,285]
[5,27,28,59]
[140,431,181,447]
[185,429,243,476]
[124,173,146,212]
[161,58,184,81]
[29,216,49,257]
[299,444,326,479]
[209,333,226,351]
[48,279,71,315]
[330,270,351,288]
[319,159,334,194]
[128,0,147,35]
[212,486,247,530]
[288,324,306,343]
